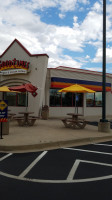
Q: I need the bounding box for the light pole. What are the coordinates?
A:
[100,0,107,122]
[98,0,110,132]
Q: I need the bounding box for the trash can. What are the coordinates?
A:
[0,121,9,135]
[41,105,49,120]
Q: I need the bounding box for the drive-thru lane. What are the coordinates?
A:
[1,141,112,199]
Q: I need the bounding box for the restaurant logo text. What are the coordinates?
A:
[0,58,30,75]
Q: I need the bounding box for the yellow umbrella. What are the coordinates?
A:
[58,84,95,114]
[0,86,18,92]
[58,84,95,93]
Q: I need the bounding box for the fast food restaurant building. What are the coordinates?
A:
[0,39,112,118]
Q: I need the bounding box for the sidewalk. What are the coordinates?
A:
[0,118,112,153]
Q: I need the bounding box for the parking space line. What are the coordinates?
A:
[1,170,112,183]
[63,147,112,156]
[19,151,48,178]
[67,159,80,180]
[0,153,13,161]
[94,144,112,147]
[80,159,112,167]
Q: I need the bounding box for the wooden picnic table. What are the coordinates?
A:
[14,111,39,126]
[67,113,83,120]
[62,113,87,129]
[19,112,34,123]
[8,112,16,121]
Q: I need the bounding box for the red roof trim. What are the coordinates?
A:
[0,39,49,58]
[48,66,112,78]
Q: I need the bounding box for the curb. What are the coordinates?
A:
[1,135,112,152]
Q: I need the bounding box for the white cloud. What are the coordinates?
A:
[85,67,102,72]
[6,0,89,13]
[0,0,112,70]
[59,13,65,19]
[85,55,90,59]
[49,55,83,68]
[59,0,77,12]
[92,1,102,12]
[92,47,112,63]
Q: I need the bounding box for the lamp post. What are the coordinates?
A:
[101,0,107,122]
[98,0,110,132]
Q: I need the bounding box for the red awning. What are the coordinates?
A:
[9,83,38,97]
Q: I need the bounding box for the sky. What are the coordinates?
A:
[0,0,112,73]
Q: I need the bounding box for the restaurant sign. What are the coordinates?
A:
[0,58,30,75]
[0,100,8,122]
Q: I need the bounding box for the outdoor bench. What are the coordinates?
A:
[28,116,39,126]
[14,117,25,126]
[14,116,39,126]
[8,113,16,121]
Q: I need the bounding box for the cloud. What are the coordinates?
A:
[0,0,112,70]
[85,67,102,72]
[48,55,83,68]
[92,47,112,63]
[59,0,77,12]
[59,13,65,19]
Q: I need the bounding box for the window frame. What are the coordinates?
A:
[86,92,102,107]
[49,88,83,107]
[3,92,28,107]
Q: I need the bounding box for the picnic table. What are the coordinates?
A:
[14,111,39,126]
[8,111,16,121]
[61,113,87,129]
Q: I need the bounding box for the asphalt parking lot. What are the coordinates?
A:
[1,141,112,199]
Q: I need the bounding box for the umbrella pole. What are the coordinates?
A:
[76,93,78,114]
[75,93,76,114]
[26,91,28,111]
[75,93,78,114]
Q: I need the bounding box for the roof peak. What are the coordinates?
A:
[0,39,49,58]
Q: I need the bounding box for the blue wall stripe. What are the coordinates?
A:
[51,77,111,87]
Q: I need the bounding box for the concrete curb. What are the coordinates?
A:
[1,135,112,153]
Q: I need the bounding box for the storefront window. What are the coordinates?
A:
[17,93,27,106]
[4,92,16,106]
[50,89,83,107]
[95,92,102,107]
[86,93,94,107]
[73,93,83,107]
[4,92,27,107]
[86,92,102,107]
[62,92,72,106]
[50,89,61,106]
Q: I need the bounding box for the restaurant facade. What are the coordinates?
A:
[0,39,112,118]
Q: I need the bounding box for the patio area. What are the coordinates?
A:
[0,117,112,153]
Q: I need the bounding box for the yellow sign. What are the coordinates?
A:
[0,101,8,111]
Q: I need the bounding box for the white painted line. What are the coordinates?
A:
[62,147,112,156]
[1,170,112,183]
[94,144,112,147]
[80,159,112,167]
[0,153,13,161]
[67,159,80,180]
[67,159,112,181]
[19,151,48,178]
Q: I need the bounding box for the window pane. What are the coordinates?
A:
[95,92,102,107]
[17,93,27,106]
[4,92,16,106]
[50,89,61,106]
[86,93,94,107]
[62,92,72,106]
[73,93,83,107]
